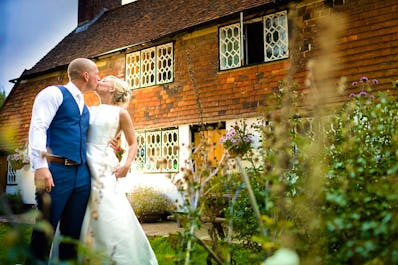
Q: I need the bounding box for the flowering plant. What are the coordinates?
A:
[128,186,176,223]
[220,121,253,157]
[7,145,30,170]
[115,146,125,162]
[324,76,398,263]
[349,76,378,97]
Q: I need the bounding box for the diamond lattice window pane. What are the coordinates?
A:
[157,43,174,84]
[264,10,289,62]
[141,47,156,87]
[133,129,179,173]
[219,23,241,70]
[126,51,141,89]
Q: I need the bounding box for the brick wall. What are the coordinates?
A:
[2,0,397,147]
[127,25,291,129]
[337,0,398,86]
[85,0,398,130]
[0,73,67,152]
[1,0,397,186]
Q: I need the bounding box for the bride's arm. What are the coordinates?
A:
[113,108,137,178]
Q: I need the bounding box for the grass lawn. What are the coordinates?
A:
[0,222,258,264]
[151,234,262,265]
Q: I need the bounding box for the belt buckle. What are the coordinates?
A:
[64,159,76,166]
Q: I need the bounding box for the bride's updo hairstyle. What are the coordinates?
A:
[108,76,131,105]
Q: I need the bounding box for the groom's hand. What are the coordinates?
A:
[34,168,55,192]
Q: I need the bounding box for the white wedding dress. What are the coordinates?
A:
[80,104,158,265]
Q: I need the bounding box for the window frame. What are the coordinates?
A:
[126,42,174,89]
[219,10,288,70]
[132,127,179,173]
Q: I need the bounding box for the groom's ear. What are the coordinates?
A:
[82,72,89,82]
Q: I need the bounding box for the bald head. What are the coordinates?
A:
[67,58,97,81]
[67,58,100,93]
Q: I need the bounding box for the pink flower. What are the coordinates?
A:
[360,76,368,82]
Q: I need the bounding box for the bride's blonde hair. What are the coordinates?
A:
[107,75,131,105]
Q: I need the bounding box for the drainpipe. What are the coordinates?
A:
[240,12,244,67]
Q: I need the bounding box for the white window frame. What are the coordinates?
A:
[6,162,17,185]
[126,42,174,89]
[219,10,288,70]
[141,47,156,87]
[156,43,174,84]
[219,23,242,70]
[126,51,141,89]
[133,128,179,173]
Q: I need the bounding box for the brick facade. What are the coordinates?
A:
[125,0,398,129]
[0,0,397,189]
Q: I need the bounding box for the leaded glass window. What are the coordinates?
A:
[219,23,241,70]
[264,11,289,62]
[125,42,174,89]
[134,128,179,173]
[219,10,288,70]
[157,43,173,84]
[141,47,156,87]
[126,51,140,89]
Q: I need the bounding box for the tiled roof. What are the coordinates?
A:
[22,0,272,77]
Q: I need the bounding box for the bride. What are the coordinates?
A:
[80,75,158,264]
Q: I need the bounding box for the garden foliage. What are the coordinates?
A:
[177,76,398,265]
[128,186,176,223]
[323,83,398,264]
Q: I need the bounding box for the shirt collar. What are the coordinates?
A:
[64,81,83,98]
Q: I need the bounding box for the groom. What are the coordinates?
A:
[27,58,100,264]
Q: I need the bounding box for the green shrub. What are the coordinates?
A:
[323,81,398,264]
[220,169,268,249]
[0,223,32,264]
[0,193,27,215]
[240,77,398,265]
[128,186,176,223]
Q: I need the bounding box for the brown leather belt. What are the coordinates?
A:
[45,155,79,166]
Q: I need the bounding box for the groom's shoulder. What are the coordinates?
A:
[35,85,63,102]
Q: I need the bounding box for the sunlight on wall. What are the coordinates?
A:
[122,0,138,5]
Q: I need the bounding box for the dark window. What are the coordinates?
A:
[244,21,264,65]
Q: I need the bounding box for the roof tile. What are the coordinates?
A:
[23,0,271,77]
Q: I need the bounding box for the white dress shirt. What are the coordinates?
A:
[29,82,84,170]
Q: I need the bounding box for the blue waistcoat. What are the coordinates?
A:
[46,86,89,164]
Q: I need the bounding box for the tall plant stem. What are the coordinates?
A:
[184,175,200,265]
[235,157,266,237]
